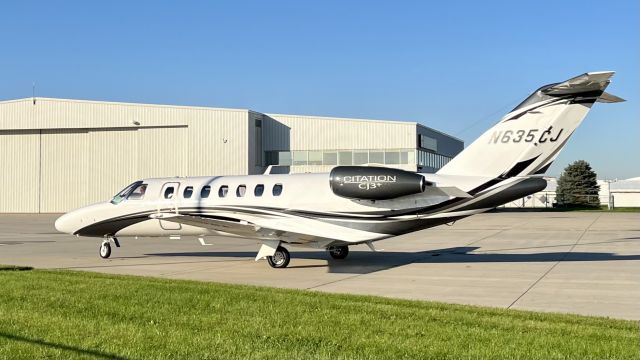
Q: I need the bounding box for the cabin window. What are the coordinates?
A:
[218,185,228,198]
[164,187,175,199]
[183,186,193,199]
[236,185,247,197]
[201,186,211,198]
[127,184,147,200]
[272,183,283,196]
[254,184,264,197]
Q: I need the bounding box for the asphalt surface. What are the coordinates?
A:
[1,212,639,320]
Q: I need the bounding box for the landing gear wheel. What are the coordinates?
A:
[99,241,111,259]
[267,246,290,268]
[328,245,349,260]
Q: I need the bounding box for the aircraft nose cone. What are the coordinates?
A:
[55,213,76,234]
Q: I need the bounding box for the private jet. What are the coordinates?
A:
[55,71,624,268]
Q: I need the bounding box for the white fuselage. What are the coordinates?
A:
[54,172,501,244]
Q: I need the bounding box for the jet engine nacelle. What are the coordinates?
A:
[329,166,430,200]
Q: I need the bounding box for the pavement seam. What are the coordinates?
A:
[507,213,602,309]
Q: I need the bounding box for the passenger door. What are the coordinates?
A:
[158,182,181,230]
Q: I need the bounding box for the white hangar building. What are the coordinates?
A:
[0,97,463,213]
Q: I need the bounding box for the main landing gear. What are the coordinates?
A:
[266,246,290,269]
[99,236,120,259]
[260,243,350,269]
[328,245,349,260]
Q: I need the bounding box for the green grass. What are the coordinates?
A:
[0,269,638,360]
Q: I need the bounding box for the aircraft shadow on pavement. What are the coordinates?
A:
[146,246,640,275]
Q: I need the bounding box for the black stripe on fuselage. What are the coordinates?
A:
[74,176,544,238]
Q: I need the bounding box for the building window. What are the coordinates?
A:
[292,151,307,166]
[385,151,400,165]
[164,187,175,199]
[353,151,368,165]
[369,151,384,164]
[255,118,262,166]
[400,151,409,164]
[236,185,246,197]
[278,151,292,166]
[254,184,264,197]
[419,135,438,151]
[308,151,322,165]
[201,186,211,198]
[183,186,193,199]
[323,151,337,165]
[272,183,283,196]
[338,151,352,165]
[265,148,424,167]
[218,185,228,198]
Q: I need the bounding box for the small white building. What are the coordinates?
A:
[500,177,640,208]
[609,177,640,207]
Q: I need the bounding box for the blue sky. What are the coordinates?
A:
[1,0,638,179]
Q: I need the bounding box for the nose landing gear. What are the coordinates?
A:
[99,237,119,259]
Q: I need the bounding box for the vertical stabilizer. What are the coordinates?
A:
[437,72,623,180]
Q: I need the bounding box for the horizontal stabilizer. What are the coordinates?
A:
[428,186,472,198]
[597,92,625,103]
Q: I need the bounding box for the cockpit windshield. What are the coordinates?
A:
[110,181,145,205]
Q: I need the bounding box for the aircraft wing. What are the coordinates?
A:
[150,211,388,245]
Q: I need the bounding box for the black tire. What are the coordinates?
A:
[328,245,349,260]
[99,242,111,259]
[267,246,290,268]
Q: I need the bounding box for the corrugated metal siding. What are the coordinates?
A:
[0,131,39,212]
[0,98,251,212]
[138,127,189,178]
[264,114,416,150]
[40,129,138,212]
[0,98,248,130]
[185,110,248,176]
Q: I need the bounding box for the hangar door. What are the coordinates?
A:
[1,127,188,213]
[40,129,139,213]
[0,130,40,212]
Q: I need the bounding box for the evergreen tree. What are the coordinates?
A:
[556,160,600,207]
